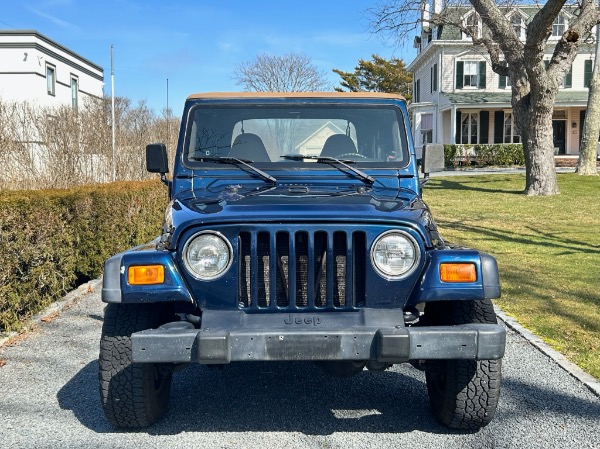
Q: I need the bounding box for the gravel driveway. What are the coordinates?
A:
[1,285,599,449]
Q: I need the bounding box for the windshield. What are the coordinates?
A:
[183,104,410,167]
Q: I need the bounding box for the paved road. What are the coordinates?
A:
[1,286,599,449]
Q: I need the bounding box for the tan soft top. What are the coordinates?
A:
[186,92,406,101]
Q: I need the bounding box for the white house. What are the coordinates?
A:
[407,3,593,155]
[0,30,104,109]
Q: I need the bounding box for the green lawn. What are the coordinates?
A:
[424,173,600,379]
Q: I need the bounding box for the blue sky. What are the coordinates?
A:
[2,0,416,116]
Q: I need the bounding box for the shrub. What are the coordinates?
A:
[0,180,165,332]
[444,143,524,167]
[443,144,459,167]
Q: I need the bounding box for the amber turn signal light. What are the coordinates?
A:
[440,263,477,283]
[128,265,165,285]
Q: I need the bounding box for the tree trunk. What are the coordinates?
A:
[578,74,600,175]
[515,93,560,196]
[577,27,600,176]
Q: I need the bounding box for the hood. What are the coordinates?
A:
[166,180,436,248]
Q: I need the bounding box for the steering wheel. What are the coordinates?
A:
[335,153,368,159]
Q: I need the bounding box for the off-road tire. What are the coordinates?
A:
[424,299,502,430]
[99,303,173,428]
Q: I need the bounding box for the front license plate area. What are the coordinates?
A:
[265,334,342,360]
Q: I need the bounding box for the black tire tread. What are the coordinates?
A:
[425,299,502,430]
[99,303,171,428]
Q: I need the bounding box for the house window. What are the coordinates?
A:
[585,59,593,87]
[431,63,438,93]
[46,64,55,96]
[421,113,433,144]
[553,110,567,119]
[562,65,573,88]
[461,112,478,144]
[552,15,565,37]
[511,15,524,39]
[504,112,521,143]
[464,61,479,87]
[499,73,511,89]
[414,79,421,103]
[71,76,79,109]
[456,60,486,89]
[465,12,481,38]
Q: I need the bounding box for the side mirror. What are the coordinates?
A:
[146,143,169,174]
[421,144,445,174]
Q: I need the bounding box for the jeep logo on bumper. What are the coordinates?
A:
[284,315,322,326]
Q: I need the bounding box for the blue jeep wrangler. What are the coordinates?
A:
[99,92,505,430]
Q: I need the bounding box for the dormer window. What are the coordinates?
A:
[464,12,481,39]
[510,14,524,39]
[552,15,565,37]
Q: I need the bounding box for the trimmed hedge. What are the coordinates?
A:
[443,143,525,168]
[0,180,166,333]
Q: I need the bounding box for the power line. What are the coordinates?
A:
[0,19,17,29]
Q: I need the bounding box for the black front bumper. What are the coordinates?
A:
[131,309,506,364]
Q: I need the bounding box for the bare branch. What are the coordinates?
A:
[233,53,331,92]
[0,96,181,190]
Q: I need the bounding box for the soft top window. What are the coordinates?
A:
[184,104,409,167]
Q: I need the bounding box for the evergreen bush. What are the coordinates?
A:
[0,180,165,332]
[443,143,524,167]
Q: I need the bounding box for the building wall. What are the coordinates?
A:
[410,40,593,154]
[0,31,103,109]
[413,52,440,104]
[411,34,595,95]
[444,49,593,94]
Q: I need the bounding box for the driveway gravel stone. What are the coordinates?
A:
[1,285,599,449]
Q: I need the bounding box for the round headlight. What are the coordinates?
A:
[183,231,232,280]
[371,231,420,279]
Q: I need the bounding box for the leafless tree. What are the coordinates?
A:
[157,107,180,170]
[234,53,331,92]
[0,96,181,190]
[370,0,600,195]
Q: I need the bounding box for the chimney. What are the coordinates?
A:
[433,0,442,14]
[421,0,430,29]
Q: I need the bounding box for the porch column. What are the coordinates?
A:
[436,108,443,143]
[450,105,456,144]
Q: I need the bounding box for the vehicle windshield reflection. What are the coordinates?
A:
[183,104,409,168]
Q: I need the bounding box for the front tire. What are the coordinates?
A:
[99,303,173,428]
[424,299,502,430]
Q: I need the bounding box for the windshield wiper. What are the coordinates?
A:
[189,156,276,184]
[280,154,374,185]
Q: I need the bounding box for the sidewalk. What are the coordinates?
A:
[430,166,576,176]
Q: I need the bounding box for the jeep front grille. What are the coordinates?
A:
[238,230,366,311]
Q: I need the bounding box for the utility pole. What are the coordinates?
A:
[111,44,116,182]
[167,78,170,152]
